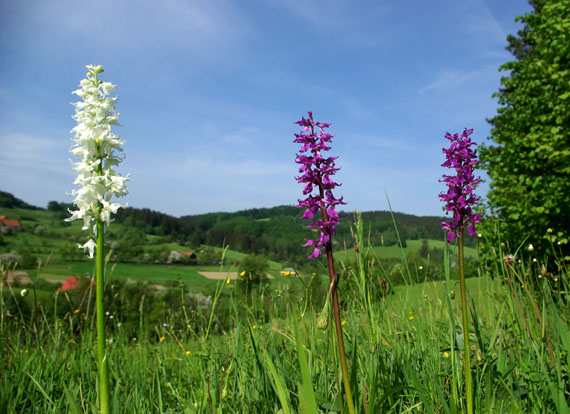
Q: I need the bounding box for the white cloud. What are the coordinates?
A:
[418,69,483,95]
[0,132,75,207]
[0,133,68,173]
[1,0,251,60]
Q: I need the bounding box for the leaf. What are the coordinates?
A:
[262,349,292,414]
[63,385,83,414]
[293,317,318,414]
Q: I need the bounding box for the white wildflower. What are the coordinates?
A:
[67,65,129,256]
[78,239,97,259]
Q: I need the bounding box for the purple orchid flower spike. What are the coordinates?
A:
[294,111,345,259]
[294,111,356,413]
[439,128,482,242]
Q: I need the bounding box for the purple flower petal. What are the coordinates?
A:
[440,128,481,242]
[294,111,345,259]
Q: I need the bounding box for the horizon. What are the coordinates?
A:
[1,188,448,219]
[0,0,532,217]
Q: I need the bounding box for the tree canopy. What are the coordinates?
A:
[480,0,570,258]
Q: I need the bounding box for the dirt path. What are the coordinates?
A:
[1,271,66,287]
[1,271,32,286]
[198,271,274,280]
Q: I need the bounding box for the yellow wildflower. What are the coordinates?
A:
[240,270,246,276]
[74,309,80,314]
[444,352,450,358]
[159,336,165,342]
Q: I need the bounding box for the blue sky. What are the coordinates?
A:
[0,0,531,217]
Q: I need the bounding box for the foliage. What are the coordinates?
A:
[237,254,270,295]
[2,190,466,267]
[480,0,570,259]
[2,250,569,413]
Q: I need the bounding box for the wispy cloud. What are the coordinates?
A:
[0,132,68,172]
[418,69,483,95]
[1,0,251,60]
[0,132,74,207]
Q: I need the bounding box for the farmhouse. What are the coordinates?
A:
[178,251,197,259]
[167,250,197,263]
[0,216,22,233]
[280,267,296,277]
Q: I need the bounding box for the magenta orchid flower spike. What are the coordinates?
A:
[294,111,345,258]
[439,128,482,243]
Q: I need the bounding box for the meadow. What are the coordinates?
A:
[1,223,569,413]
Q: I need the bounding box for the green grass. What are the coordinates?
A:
[2,252,568,413]
[2,206,569,412]
[334,238,478,262]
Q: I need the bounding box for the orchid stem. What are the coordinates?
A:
[326,246,355,414]
[96,219,110,414]
[458,228,473,414]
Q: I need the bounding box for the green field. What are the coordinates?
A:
[334,238,478,262]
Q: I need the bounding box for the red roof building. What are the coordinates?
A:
[178,251,197,259]
[0,216,22,230]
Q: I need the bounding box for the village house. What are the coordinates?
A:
[167,250,197,264]
[0,216,22,233]
[280,267,296,277]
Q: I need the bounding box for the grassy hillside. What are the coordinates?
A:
[1,191,480,287]
[334,238,478,262]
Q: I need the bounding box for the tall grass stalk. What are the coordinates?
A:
[457,228,473,414]
[385,189,413,285]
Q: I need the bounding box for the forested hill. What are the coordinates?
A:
[181,206,451,252]
[1,190,467,263]
[0,191,42,210]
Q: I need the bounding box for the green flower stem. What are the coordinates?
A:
[458,228,473,414]
[96,219,110,414]
[325,246,355,414]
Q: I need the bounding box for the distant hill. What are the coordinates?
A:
[0,191,42,210]
[0,190,472,265]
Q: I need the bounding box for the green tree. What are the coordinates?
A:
[480,0,570,258]
[237,254,269,294]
